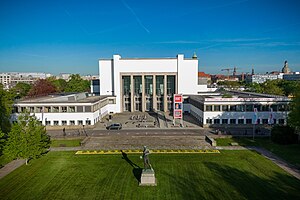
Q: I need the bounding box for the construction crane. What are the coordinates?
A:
[221,68,234,79]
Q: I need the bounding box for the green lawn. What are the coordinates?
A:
[216,137,300,167]
[50,139,82,147]
[0,151,299,199]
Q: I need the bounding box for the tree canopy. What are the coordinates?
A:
[65,74,90,93]
[11,82,32,98]
[4,112,50,165]
[0,86,13,133]
[28,79,57,97]
[288,89,300,130]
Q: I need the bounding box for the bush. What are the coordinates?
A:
[271,125,298,145]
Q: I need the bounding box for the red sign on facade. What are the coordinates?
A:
[174,94,183,119]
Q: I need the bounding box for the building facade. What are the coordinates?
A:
[185,90,290,127]
[12,93,117,126]
[99,54,198,113]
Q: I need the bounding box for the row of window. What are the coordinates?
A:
[204,104,289,112]
[45,120,91,126]
[206,118,285,124]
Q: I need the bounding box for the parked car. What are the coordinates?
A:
[106,123,122,130]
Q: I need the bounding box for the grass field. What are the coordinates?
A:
[216,137,300,167]
[50,139,82,147]
[0,151,299,199]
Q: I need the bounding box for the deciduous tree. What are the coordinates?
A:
[28,79,57,97]
[0,85,13,133]
[4,112,50,165]
[65,74,90,93]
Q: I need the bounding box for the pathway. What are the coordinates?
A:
[0,159,25,179]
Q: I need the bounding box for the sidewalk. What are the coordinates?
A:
[0,159,25,179]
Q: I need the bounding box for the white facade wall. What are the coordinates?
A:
[99,54,198,113]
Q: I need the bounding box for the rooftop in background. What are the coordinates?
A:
[198,72,211,78]
[17,92,113,104]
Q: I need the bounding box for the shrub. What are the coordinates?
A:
[271,125,298,145]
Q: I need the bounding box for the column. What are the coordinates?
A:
[142,74,145,112]
[130,75,134,112]
[164,74,168,112]
[153,75,157,111]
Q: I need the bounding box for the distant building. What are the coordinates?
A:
[0,72,52,89]
[283,72,300,81]
[58,73,71,80]
[91,79,100,95]
[198,72,211,85]
[245,74,283,84]
[282,61,291,74]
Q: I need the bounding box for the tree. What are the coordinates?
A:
[4,112,50,165]
[65,74,90,92]
[28,79,57,97]
[47,77,67,92]
[11,82,32,98]
[261,79,284,96]
[288,89,300,130]
[279,80,300,97]
[0,86,13,133]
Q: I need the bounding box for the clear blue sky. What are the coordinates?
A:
[0,0,300,75]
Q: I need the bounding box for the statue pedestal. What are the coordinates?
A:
[139,169,157,186]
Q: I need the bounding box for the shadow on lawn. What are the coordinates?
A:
[121,150,142,183]
[203,162,300,199]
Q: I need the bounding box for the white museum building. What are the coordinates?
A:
[12,54,290,127]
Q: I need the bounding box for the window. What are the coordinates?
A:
[54,121,59,126]
[109,99,116,104]
[53,107,59,112]
[37,107,43,113]
[278,104,286,111]
[222,119,228,124]
[62,120,67,125]
[261,105,269,111]
[69,106,75,112]
[262,119,268,124]
[246,105,253,112]
[273,119,277,124]
[78,120,83,125]
[230,105,236,111]
[85,106,91,112]
[86,120,91,125]
[205,105,212,111]
[254,105,261,111]
[45,106,51,112]
[230,119,236,124]
[214,105,221,111]
[222,105,229,111]
[246,119,252,124]
[29,107,34,112]
[77,106,83,112]
[278,119,285,124]
[206,118,212,124]
[236,105,245,112]
[270,104,278,111]
[61,107,67,113]
[238,119,244,124]
[256,119,261,124]
[214,119,220,124]
[45,121,51,125]
[69,120,75,125]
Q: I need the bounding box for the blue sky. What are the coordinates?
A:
[0,0,300,75]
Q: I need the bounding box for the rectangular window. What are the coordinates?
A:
[77,106,83,112]
[214,105,221,111]
[62,120,67,125]
[214,119,220,124]
[236,105,245,112]
[36,107,42,113]
[45,106,51,112]
[78,120,83,125]
[29,107,34,112]
[238,119,244,124]
[246,105,253,112]
[86,120,91,125]
[69,106,75,112]
[69,120,75,125]
[270,104,278,111]
[206,118,212,124]
[61,107,67,113]
[45,121,51,125]
[261,105,269,111]
[254,105,261,111]
[278,119,284,124]
[53,106,59,112]
[85,106,91,112]
[222,105,229,111]
[54,121,59,126]
[230,119,236,124]
[273,119,277,124]
[246,119,252,124]
[222,119,228,124]
[262,119,268,124]
[230,105,236,111]
[205,105,212,111]
[278,104,286,111]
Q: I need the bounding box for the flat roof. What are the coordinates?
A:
[16,94,114,104]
